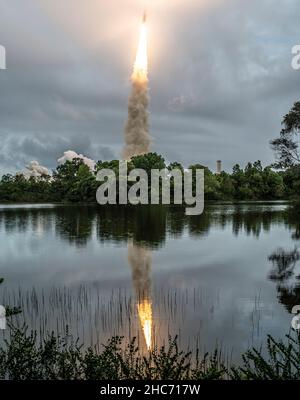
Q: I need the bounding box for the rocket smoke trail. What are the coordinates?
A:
[122,12,150,160]
[127,241,153,350]
[124,11,153,350]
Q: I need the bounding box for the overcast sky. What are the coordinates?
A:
[0,0,299,174]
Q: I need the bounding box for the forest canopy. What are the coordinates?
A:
[0,154,298,203]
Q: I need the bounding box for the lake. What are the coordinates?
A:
[0,202,299,362]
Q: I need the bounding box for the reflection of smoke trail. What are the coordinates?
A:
[128,241,152,350]
[122,16,150,159]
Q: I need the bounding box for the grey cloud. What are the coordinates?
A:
[0,0,299,174]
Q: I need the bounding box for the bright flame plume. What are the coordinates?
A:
[122,13,150,160]
[132,21,148,82]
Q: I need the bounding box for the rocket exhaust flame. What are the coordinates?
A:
[122,11,151,160]
[127,242,153,350]
[132,20,148,81]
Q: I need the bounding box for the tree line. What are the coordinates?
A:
[0,155,299,203]
[0,100,299,203]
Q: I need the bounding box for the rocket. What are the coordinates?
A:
[143,9,147,23]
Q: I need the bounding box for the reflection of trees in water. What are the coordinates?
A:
[55,205,290,248]
[267,203,300,312]
[95,206,167,249]
[231,207,282,238]
[269,250,300,312]
[277,286,300,313]
[187,212,212,238]
[285,203,300,241]
[0,204,294,250]
[0,208,53,235]
[54,207,95,247]
[268,248,300,282]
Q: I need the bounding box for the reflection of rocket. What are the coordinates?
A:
[127,242,153,350]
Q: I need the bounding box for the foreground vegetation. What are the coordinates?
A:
[0,326,300,380]
[2,276,300,381]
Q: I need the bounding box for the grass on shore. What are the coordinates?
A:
[0,325,300,380]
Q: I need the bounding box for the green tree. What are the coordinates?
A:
[232,164,246,199]
[282,166,300,198]
[262,167,284,199]
[131,153,166,175]
[217,172,235,199]
[189,164,220,200]
[168,162,184,173]
[52,159,96,202]
[271,101,300,168]
[96,160,121,175]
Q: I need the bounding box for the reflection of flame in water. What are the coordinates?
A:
[137,300,152,350]
[128,242,152,350]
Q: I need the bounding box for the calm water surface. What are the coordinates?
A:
[0,202,299,361]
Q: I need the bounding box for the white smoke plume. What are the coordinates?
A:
[57,150,96,171]
[122,79,151,160]
[18,160,50,180]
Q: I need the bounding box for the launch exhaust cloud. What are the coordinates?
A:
[18,161,50,180]
[58,150,96,171]
[122,12,151,160]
